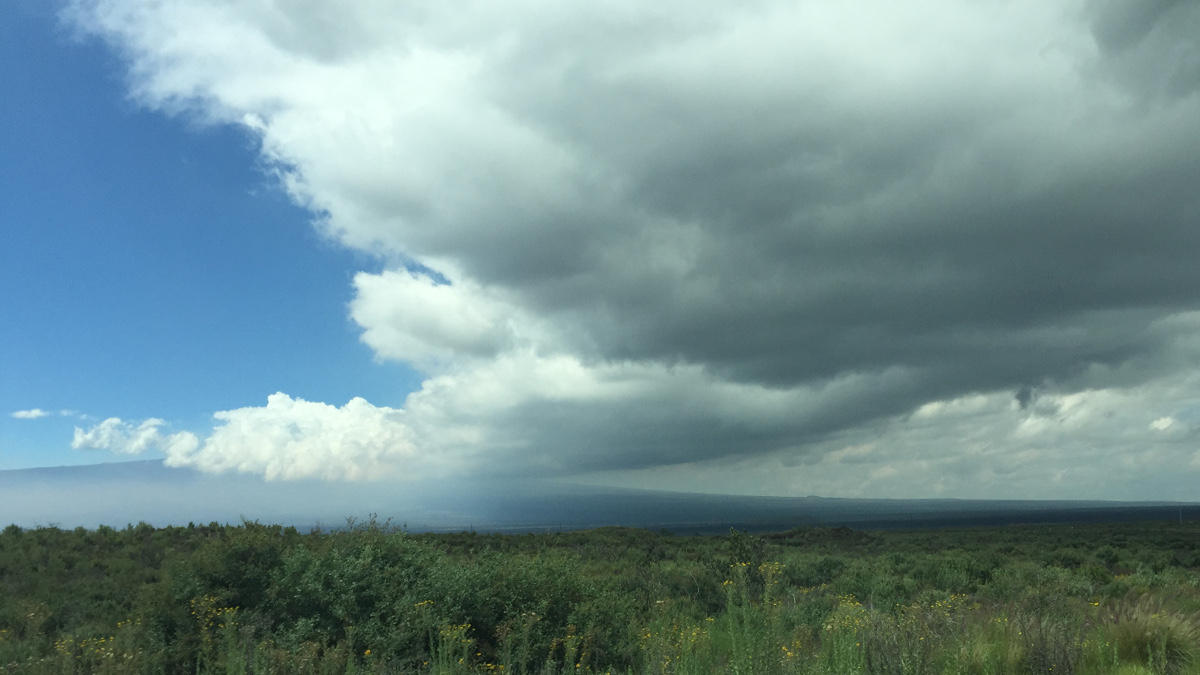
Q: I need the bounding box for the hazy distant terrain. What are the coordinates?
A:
[2,460,1195,532]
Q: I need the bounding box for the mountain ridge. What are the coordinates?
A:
[1,460,1193,533]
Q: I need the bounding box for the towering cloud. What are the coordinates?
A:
[162,393,416,481]
[65,0,1200,497]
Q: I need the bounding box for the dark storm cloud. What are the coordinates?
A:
[451,0,1200,413]
[68,0,1200,495]
[1089,0,1200,98]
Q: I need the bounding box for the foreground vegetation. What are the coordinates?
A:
[1,518,1199,674]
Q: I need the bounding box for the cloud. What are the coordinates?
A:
[349,269,521,370]
[73,417,199,456]
[163,393,416,481]
[586,367,1200,500]
[12,409,78,419]
[64,0,1200,496]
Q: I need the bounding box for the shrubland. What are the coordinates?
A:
[1,518,1199,674]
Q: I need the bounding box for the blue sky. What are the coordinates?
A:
[0,2,419,470]
[3,0,1200,501]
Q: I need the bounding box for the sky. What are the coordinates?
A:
[3,0,1200,501]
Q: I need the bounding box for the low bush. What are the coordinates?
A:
[2,519,1199,673]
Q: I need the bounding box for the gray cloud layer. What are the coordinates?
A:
[67,0,1200,497]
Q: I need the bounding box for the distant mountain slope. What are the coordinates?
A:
[1,460,1194,532]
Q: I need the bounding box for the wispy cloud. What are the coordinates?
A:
[12,409,51,420]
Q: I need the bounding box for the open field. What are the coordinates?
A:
[2,518,1199,674]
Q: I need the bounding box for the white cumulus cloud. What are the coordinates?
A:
[73,417,199,456]
[350,269,520,370]
[164,393,417,481]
